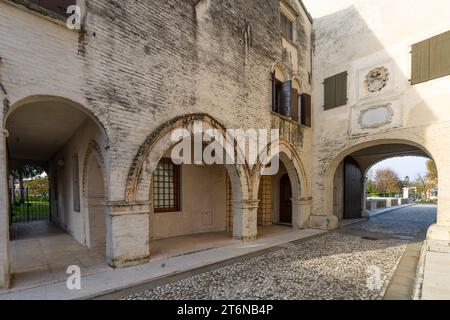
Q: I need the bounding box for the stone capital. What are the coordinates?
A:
[106,201,151,217]
[231,199,260,210]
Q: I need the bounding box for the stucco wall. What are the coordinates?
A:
[150,164,227,240]
[50,119,104,245]
[310,0,450,229]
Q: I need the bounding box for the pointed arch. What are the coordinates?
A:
[125,113,251,203]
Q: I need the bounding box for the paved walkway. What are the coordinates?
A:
[122,205,436,300]
[0,226,325,300]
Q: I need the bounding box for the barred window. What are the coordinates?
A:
[153,159,181,213]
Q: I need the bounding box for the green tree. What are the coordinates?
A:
[374,168,402,196]
[11,165,45,204]
[26,176,49,198]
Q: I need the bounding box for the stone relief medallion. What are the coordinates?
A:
[365,67,389,93]
[359,104,394,129]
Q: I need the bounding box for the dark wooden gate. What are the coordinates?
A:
[344,156,362,219]
[279,174,293,224]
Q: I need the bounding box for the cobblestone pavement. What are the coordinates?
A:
[125,205,436,300]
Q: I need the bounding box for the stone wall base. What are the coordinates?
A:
[309,215,339,230]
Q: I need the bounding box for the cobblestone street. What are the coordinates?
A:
[125,205,436,300]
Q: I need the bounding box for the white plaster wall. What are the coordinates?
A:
[311,0,450,227]
[150,164,227,240]
[51,120,104,245]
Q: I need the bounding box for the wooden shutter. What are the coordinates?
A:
[429,31,450,80]
[291,88,299,122]
[281,81,292,118]
[335,72,348,107]
[324,75,336,110]
[301,93,311,127]
[412,39,430,84]
[270,72,276,112]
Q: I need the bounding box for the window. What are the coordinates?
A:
[28,0,76,17]
[72,154,80,213]
[280,13,293,42]
[271,74,311,127]
[324,72,348,110]
[412,31,450,85]
[153,159,181,213]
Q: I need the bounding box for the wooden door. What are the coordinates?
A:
[279,174,292,224]
[344,156,362,219]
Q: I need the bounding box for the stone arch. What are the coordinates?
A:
[254,138,310,228]
[82,140,107,199]
[321,136,439,219]
[83,142,107,248]
[271,63,288,82]
[3,95,109,144]
[125,113,251,204]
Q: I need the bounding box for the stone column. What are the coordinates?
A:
[403,188,410,199]
[232,200,259,241]
[0,129,10,288]
[292,197,311,229]
[106,201,151,268]
[428,168,450,241]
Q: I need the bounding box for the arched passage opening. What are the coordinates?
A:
[255,139,310,234]
[330,142,438,223]
[3,96,109,288]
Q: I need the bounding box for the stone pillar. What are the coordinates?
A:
[403,188,410,199]
[0,129,10,288]
[232,200,259,241]
[292,197,311,229]
[386,198,392,208]
[309,214,339,230]
[428,168,450,241]
[106,201,151,268]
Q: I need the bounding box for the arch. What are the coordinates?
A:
[82,141,107,199]
[272,64,288,82]
[256,138,309,200]
[3,95,109,144]
[322,137,439,217]
[83,143,107,249]
[125,113,251,203]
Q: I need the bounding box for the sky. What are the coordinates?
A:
[302,0,354,18]
[368,156,429,181]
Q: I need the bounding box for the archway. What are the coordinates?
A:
[327,141,437,223]
[83,142,107,248]
[3,96,109,288]
[124,114,253,260]
[255,139,310,231]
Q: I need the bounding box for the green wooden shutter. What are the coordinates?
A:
[335,72,348,107]
[412,39,430,84]
[324,76,336,110]
[430,31,450,80]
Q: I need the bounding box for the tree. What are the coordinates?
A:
[11,165,45,204]
[373,168,402,196]
[424,160,438,199]
[26,176,49,198]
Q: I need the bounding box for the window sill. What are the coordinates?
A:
[281,36,299,49]
[5,0,77,31]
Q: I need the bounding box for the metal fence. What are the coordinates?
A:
[11,189,50,223]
